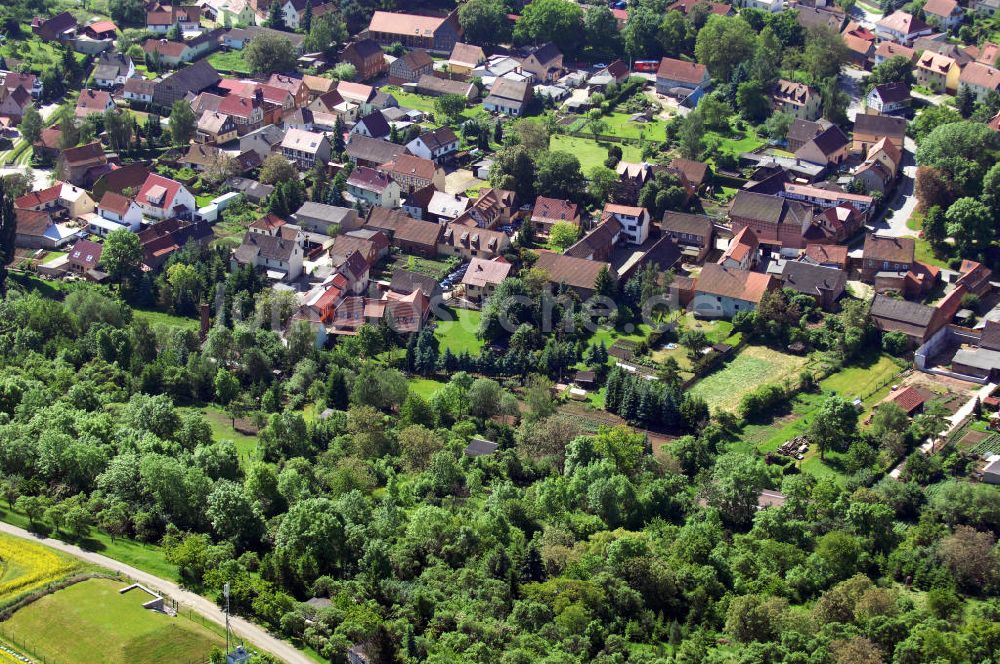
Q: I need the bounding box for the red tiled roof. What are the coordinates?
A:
[886,386,927,414]
[218,93,258,119]
[531,196,579,223]
[98,191,133,216]
[656,57,708,85]
[137,173,183,210]
[15,184,61,209]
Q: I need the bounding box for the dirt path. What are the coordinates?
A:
[0,522,311,664]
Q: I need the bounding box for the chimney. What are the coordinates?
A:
[199,302,210,341]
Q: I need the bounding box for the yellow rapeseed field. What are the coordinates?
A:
[0,534,79,605]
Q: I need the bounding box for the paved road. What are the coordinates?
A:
[0,522,310,664]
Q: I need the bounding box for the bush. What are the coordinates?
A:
[739,383,789,422]
[881,331,910,357]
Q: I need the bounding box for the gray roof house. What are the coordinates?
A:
[293,202,361,235]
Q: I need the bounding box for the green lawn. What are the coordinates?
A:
[689,345,811,414]
[550,135,643,171]
[434,309,484,356]
[409,377,447,400]
[132,308,200,332]
[820,355,902,402]
[587,112,666,141]
[0,578,224,664]
[179,405,259,467]
[207,49,253,74]
[0,28,87,73]
[382,86,484,122]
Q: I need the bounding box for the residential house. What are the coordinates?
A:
[351,111,391,139]
[366,10,462,53]
[379,154,446,193]
[451,188,516,229]
[482,78,533,116]
[93,52,134,88]
[146,5,201,33]
[232,227,305,281]
[0,71,41,99]
[448,42,485,75]
[803,243,849,269]
[913,50,960,93]
[796,5,847,32]
[533,250,613,300]
[976,0,999,15]
[223,177,271,205]
[0,86,30,125]
[294,202,359,235]
[389,269,443,302]
[56,142,108,188]
[866,82,911,114]
[389,49,433,85]
[196,111,238,145]
[743,0,784,11]
[662,211,714,261]
[655,58,710,95]
[795,124,850,166]
[959,62,1000,102]
[804,204,864,244]
[340,40,387,81]
[853,136,903,194]
[772,80,821,120]
[692,263,776,319]
[124,77,155,104]
[223,25,305,52]
[521,43,563,82]
[718,226,760,270]
[531,196,581,237]
[781,183,874,216]
[302,74,334,100]
[32,127,61,161]
[424,191,470,224]
[346,166,401,208]
[75,89,114,119]
[66,239,103,275]
[240,124,284,160]
[842,29,875,68]
[874,41,916,66]
[401,185,437,220]
[179,143,228,173]
[670,158,710,195]
[31,12,77,42]
[14,208,80,249]
[136,173,196,220]
[590,60,631,90]
[869,294,939,342]
[876,11,933,45]
[415,75,478,100]
[152,60,221,110]
[337,81,377,116]
[852,113,907,153]
[406,127,460,163]
[201,0,256,27]
[923,0,963,30]
[439,222,509,260]
[280,128,331,168]
[308,89,346,114]
[728,190,813,250]
[615,161,658,205]
[564,217,622,262]
[779,261,847,310]
[267,73,310,109]
[602,203,650,245]
[346,135,407,168]
[384,217,439,258]
[956,259,994,297]
[93,191,142,236]
[862,234,915,287]
[461,256,512,302]
[91,162,150,201]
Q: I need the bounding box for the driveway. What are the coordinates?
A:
[445,168,482,195]
[912,88,949,106]
[867,136,919,238]
[0,166,52,190]
[0,521,310,664]
[841,68,867,122]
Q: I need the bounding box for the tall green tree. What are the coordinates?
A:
[694,15,757,81]
[0,178,15,295]
[168,99,196,146]
[458,0,510,47]
[19,105,42,144]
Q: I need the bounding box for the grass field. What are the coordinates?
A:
[550,135,643,171]
[434,309,484,356]
[179,405,259,466]
[409,377,447,400]
[0,533,80,607]
[585,112,667,141]
[382,86,484,122]
[689,345,810,413]
[133,308,200,332]
[0,578,224,664]
[820,355,902,402]
[207,49,253,74]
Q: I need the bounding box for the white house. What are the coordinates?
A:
[601,203,650,245]
[346,166,401,209]
[135,173,196,220]
[95,191,143,231]
[93,52,135,87]
[405,127,459,163]
[740,0,783,12]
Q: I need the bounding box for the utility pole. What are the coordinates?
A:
[224,582,230,655]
